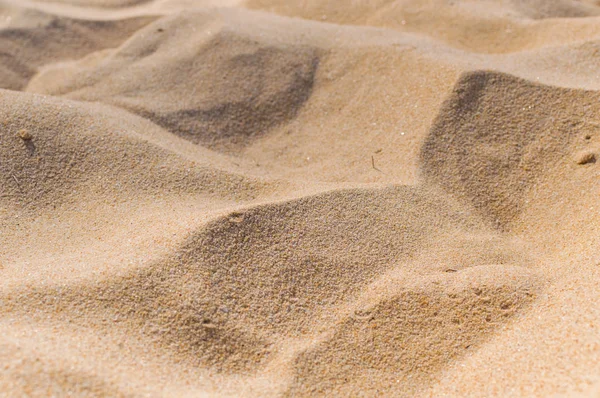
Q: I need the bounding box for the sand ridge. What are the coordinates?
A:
[2,0,600,397]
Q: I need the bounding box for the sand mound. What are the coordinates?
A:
[0,7,154,91]
[2,186,540,395]
[28,10,319,150]
[421,70,600,229]
[289,264,539,396]
[0,89,263,210]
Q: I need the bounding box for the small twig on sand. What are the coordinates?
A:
[371,155,382,173]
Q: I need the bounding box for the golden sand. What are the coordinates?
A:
[2,0,600,396]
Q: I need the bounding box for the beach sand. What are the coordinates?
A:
[2,0,600,396]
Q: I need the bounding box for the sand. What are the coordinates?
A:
[2,0,600,396]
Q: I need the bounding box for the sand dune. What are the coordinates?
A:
[2,0,600,397]
[29,11,320,150]
[422,70,600,229]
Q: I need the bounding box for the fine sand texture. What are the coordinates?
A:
[3,0,600,396]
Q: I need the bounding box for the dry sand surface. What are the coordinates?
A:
[2,0,600,396]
